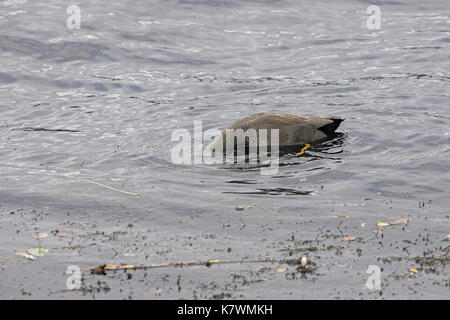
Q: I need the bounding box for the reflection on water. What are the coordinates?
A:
[223,187,314,196]
[214,132,346,178]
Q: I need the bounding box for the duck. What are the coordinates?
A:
[211,113,344,152]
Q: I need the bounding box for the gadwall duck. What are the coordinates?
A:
[211,113,344,152]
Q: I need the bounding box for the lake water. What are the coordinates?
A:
[0,0,449,299]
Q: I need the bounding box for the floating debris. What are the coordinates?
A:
[33,232,48,238]
[206,259,220,267]
[27,247,48,257]
[56,232,72,238]
[154,288,163,295]
[86,180,139,197]
[89,257,309,274]
[376,222,390,227]
[391,218,409,225]
[301,256,308,267]
[409,268,419,275]
[373,228,383,235]
[104,264,135,270]
[16,252,36,260]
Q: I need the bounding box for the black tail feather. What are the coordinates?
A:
[318,118,344,136]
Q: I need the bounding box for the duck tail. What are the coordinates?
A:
[318,118,344,136]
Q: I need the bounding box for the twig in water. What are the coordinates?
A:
[86,180,139,197]
[89,257,308,274]
[336,221,344,238]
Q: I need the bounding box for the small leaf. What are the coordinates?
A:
[154,288,162,294]
[124,250,134,256]
[16,252,36,260]
[56,232,72,238]
[409,268,419,274]
[373,228,383,235]
[301,256,308,267]
[391,218,408,225]
[333,215,350,219]
[33,232,48,238]
[376,222,390,227]
[27,246,48,257]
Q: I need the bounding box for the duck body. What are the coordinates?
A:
[211,113,344,151]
